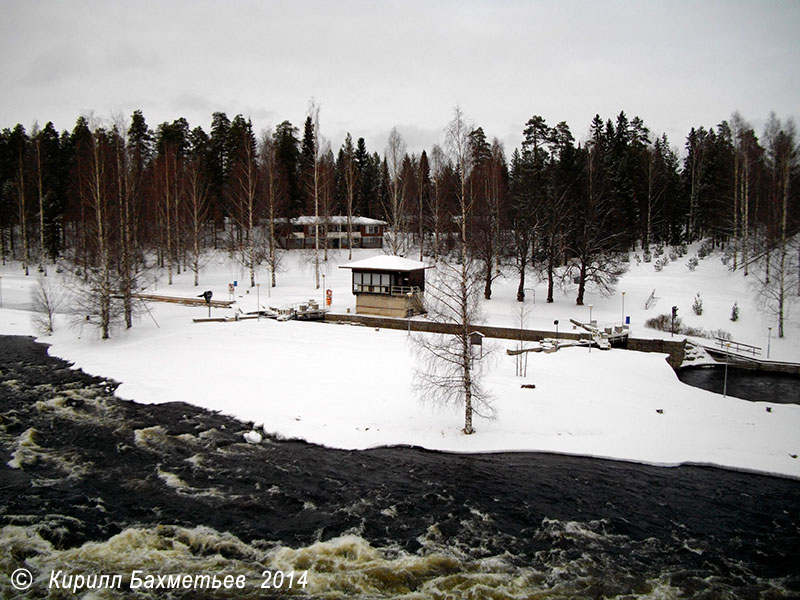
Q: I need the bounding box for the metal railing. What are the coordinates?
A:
[716,338,761,356]
[390,285,422,297]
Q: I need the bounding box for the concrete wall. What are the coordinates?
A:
[625,337,686,370]
[325,312,692,370]
[355,294,424,318]
[325,312,586,342]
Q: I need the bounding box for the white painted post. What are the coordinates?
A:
[407,291,413,335]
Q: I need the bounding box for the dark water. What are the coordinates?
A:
[1,335,800,599]
[678,365,800,404]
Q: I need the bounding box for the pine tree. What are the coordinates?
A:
[339,133,358,259]
[273,120,301,217]
[208,112,231,244]
[228,115,261,287]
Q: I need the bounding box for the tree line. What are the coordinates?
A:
[1,107,797,338]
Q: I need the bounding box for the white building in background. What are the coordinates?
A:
[280,216,387,250]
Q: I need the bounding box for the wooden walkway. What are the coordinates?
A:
[131,293,234,309]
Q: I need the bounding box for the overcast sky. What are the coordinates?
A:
[1,0,798,155]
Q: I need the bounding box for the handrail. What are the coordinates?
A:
[390,285,422,296]
[644,289,656,310]
[716,338,761,356]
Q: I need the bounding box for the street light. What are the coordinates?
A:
[588,304,593,326]
[621,291,626,326]
[321,273,326,307]
[767,327,772,359]
[256,283,261,321]
[554,320,559,344]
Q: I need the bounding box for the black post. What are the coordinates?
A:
[671,306,678,337]
[200,291,213,318]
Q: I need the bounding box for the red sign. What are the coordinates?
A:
[326,289,332,305]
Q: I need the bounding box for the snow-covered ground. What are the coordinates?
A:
[1,244,798,478]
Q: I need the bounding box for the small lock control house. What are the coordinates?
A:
[340,255,433,317]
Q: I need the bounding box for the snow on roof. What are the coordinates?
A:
[291,216,387,226]
[339,255,434,271]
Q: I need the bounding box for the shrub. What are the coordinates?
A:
[683,326,706,337]
[730,302,739,322]
[686,256,699,271]
[692,293,703,315]
[645,313,682,332]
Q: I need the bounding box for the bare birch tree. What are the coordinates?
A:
[31,123,47,274]
[384,127,407,255]
[308,100,322,288]
[754,115,798,338]
[12,127,30,276]
[412,257,494,435]
[413,107,492,436]
[341,133,358,260]
[73,125,118,339]
[260,129,283,287]
[229,116,261,288]
[31,275,66,335]
[428,144,448,260]
[184,154,209,287]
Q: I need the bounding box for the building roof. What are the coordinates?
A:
[291,216,387,226]
[339,255,434,272]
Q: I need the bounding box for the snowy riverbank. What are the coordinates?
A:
[1,246,798,478]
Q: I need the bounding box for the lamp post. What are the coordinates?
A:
[767,327,772,359]
[321,273,326,307]
[554,320,559,344]
[621,291,626,326]
[588,304,593,326]
[256,283,261,321]
[588,305,593,353]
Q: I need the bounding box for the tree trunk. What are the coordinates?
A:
[576,257,587,306]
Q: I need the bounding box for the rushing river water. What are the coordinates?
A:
[678,365,800,404]
[1,335,799,599]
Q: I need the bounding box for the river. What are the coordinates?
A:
[1,335,799,598]
[678,364,800,404]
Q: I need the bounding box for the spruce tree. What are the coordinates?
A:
[273,120,301,217]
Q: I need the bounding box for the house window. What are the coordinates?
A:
[364,225,379,235]
[353,271,391,294]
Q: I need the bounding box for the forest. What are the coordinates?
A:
[0,106,797,339]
